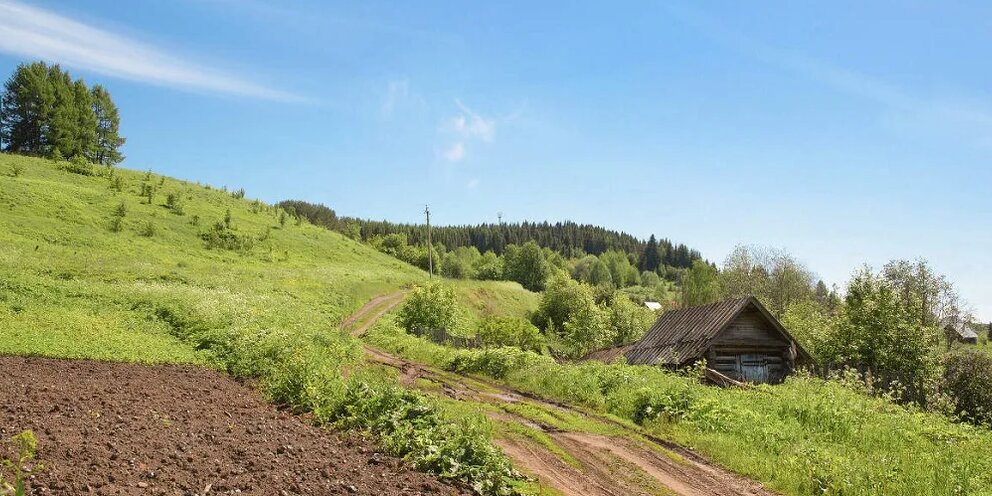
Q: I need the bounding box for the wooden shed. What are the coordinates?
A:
[944,321,979,345]
[589,297,811,384]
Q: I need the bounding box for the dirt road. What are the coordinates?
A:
[344,292,778,496]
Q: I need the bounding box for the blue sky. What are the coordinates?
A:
[2,1,990,319]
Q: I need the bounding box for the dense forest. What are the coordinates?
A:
[0,61,125,165]
[277,200,702,270]
[351,219,701,267]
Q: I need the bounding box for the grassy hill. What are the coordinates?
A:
[0,153,437,363]
[0,153,542,365]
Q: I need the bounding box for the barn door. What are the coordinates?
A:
[738,354,769,383]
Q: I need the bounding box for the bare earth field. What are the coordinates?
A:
[0,356,469,496]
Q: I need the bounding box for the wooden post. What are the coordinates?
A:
[425,205,433,279]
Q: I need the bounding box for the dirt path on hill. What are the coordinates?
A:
[346,291,779,496]
[0,356,469,496]
[344,291,408,334]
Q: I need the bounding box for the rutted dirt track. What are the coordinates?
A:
[347,292,779,496]
[0,356,469,496]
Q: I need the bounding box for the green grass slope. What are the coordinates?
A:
[0,153,426,364]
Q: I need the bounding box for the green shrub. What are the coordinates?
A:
[201,222,254,252]
[232,188,246,199]
[165,192,184,215]
[108,216,123,233]
[606,291,655,345]
[113,201,128,218]
[264,342,352,419]
[61,155,94,176]
[944,348,992,426]
[448,347,542,379]
[108,175,124,192]
[398,282,458,335]
[477,316,545,352]
[140,183,155,204]
[138,221,156,237]
[331,380,520,495]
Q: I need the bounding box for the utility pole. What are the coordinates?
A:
[425,205,433,279]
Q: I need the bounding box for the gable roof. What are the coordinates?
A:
[624,297,811,366]
[945,321,979,340]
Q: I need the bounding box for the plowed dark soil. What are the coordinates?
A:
[0,356,469,496]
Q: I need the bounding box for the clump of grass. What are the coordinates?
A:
[8,163,23,177]
[232,188,246,199]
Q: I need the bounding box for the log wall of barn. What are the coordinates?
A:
[707,308,794,383]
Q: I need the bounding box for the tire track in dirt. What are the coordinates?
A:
[346,291,780,496]
[344,291,407,336]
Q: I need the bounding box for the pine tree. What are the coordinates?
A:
[46,65,80,158]
[73,79,97,160]
[91,85,125,165]
[0,62,54,153]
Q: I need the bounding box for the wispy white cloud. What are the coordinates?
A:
[0,1,302,102]
[466,178,480,189]
[447,99,496,141]
[664,2,992,144]
[435,99,496,163]
[441,142,465,162]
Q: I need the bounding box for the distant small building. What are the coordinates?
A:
[643,301,663,311]
[584,297,811,384]
[943,321,979,345]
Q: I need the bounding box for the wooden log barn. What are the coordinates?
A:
[584,297,811,384]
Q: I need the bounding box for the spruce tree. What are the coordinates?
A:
[639,235,661,272]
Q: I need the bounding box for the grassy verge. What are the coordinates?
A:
[365,314,992,495]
